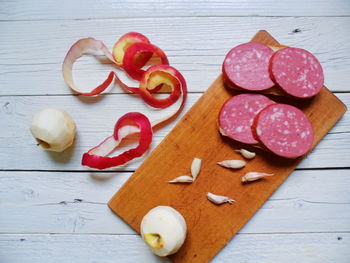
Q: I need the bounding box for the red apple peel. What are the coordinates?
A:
[122,42,169,81]
[112,32,151,66]
[82,112,152,170]
[63,33,187,169]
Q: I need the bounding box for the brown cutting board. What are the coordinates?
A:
[109,30,347,263]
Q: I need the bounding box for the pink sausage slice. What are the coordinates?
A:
[253,104,314,158]
[270,47,324,98]
[219,93,274,144]
[223,42,275,91]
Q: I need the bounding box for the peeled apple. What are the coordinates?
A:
[30,108,76,152]
[140,206,187,257]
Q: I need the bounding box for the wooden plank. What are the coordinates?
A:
[0,233,349,263]
[0,171,134,234]
[108,31,347,263]
[0,169,350,234]
[0,17,349,95]
[1,0,349,20]
[0,93,349,171]
[0,234,163,263]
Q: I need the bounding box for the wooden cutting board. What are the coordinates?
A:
[108,30,347,263]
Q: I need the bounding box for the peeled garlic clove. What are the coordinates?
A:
[217,160,246,169]
[168,175,193,184]
[141,206,187,257]
[207,192,235,205]
[241,172,274,183]
[191,157,202,181]
[235,149,256,159]
[30,108,76,152]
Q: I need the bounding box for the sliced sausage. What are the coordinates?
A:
[222,42,275,91]
[219,93,274,144]
[253,104,314,158]
[270,47,324,98]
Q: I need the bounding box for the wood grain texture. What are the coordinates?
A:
[1,93,349,171]
[0,234,165,263]
[1,0,349,20]
[1,169,349,234]
[0,17,350,95]
[0,233,349,263]
[108,31,347,263]
[1,1,350,262]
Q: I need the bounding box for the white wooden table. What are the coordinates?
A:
[1,1,350,262]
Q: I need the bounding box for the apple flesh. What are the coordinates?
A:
[140,206,187,257]
[30,108,76,152]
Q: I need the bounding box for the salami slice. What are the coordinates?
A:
[222,42,275,91]
[219,94,274,144]
[270,47,324,98]
[253,104,314,158]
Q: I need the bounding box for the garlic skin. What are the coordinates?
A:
[242,172,274,183]
[168,175,193,184]
[30,108,76,152]
[191,157,202,181]
[217,160,246,169]
[141,206,187,257]
[235,149,256,159]
[207,192,235,205]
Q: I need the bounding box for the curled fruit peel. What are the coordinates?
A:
[122,42,169,81]
[139,65,184,109]
[112,32,151,66]
[62,37,117,96]
[62,32,168,96]
[64,33,187,169]
[82,112,153,170]
[115,64,187,122]
[81,66,187,169]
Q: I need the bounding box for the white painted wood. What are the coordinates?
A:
[0,169,349,234]
[0,17,349,95]
[0,93,349,171]
[0,234,168,263]
[1,2,350,262]
[1,0,349,20]
[0,232,348,263]
[219,232,350,263]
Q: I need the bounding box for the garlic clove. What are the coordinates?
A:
[141,206,187,257]
[242,172,274,183]
[30,108,76,152]
[191,157,202,181]
[168,175,193,184]
[207,192,235,205]
[217,160,246,169]
[219,127,227,136]
[235,149,256,159]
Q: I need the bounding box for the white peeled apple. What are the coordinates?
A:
[140,206,187,257]
[30,108,76,152]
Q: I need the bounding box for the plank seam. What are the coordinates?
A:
[0,231,348,236]
[1,167,349,173]
[0,15,350,23]
[0,91,349,97]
